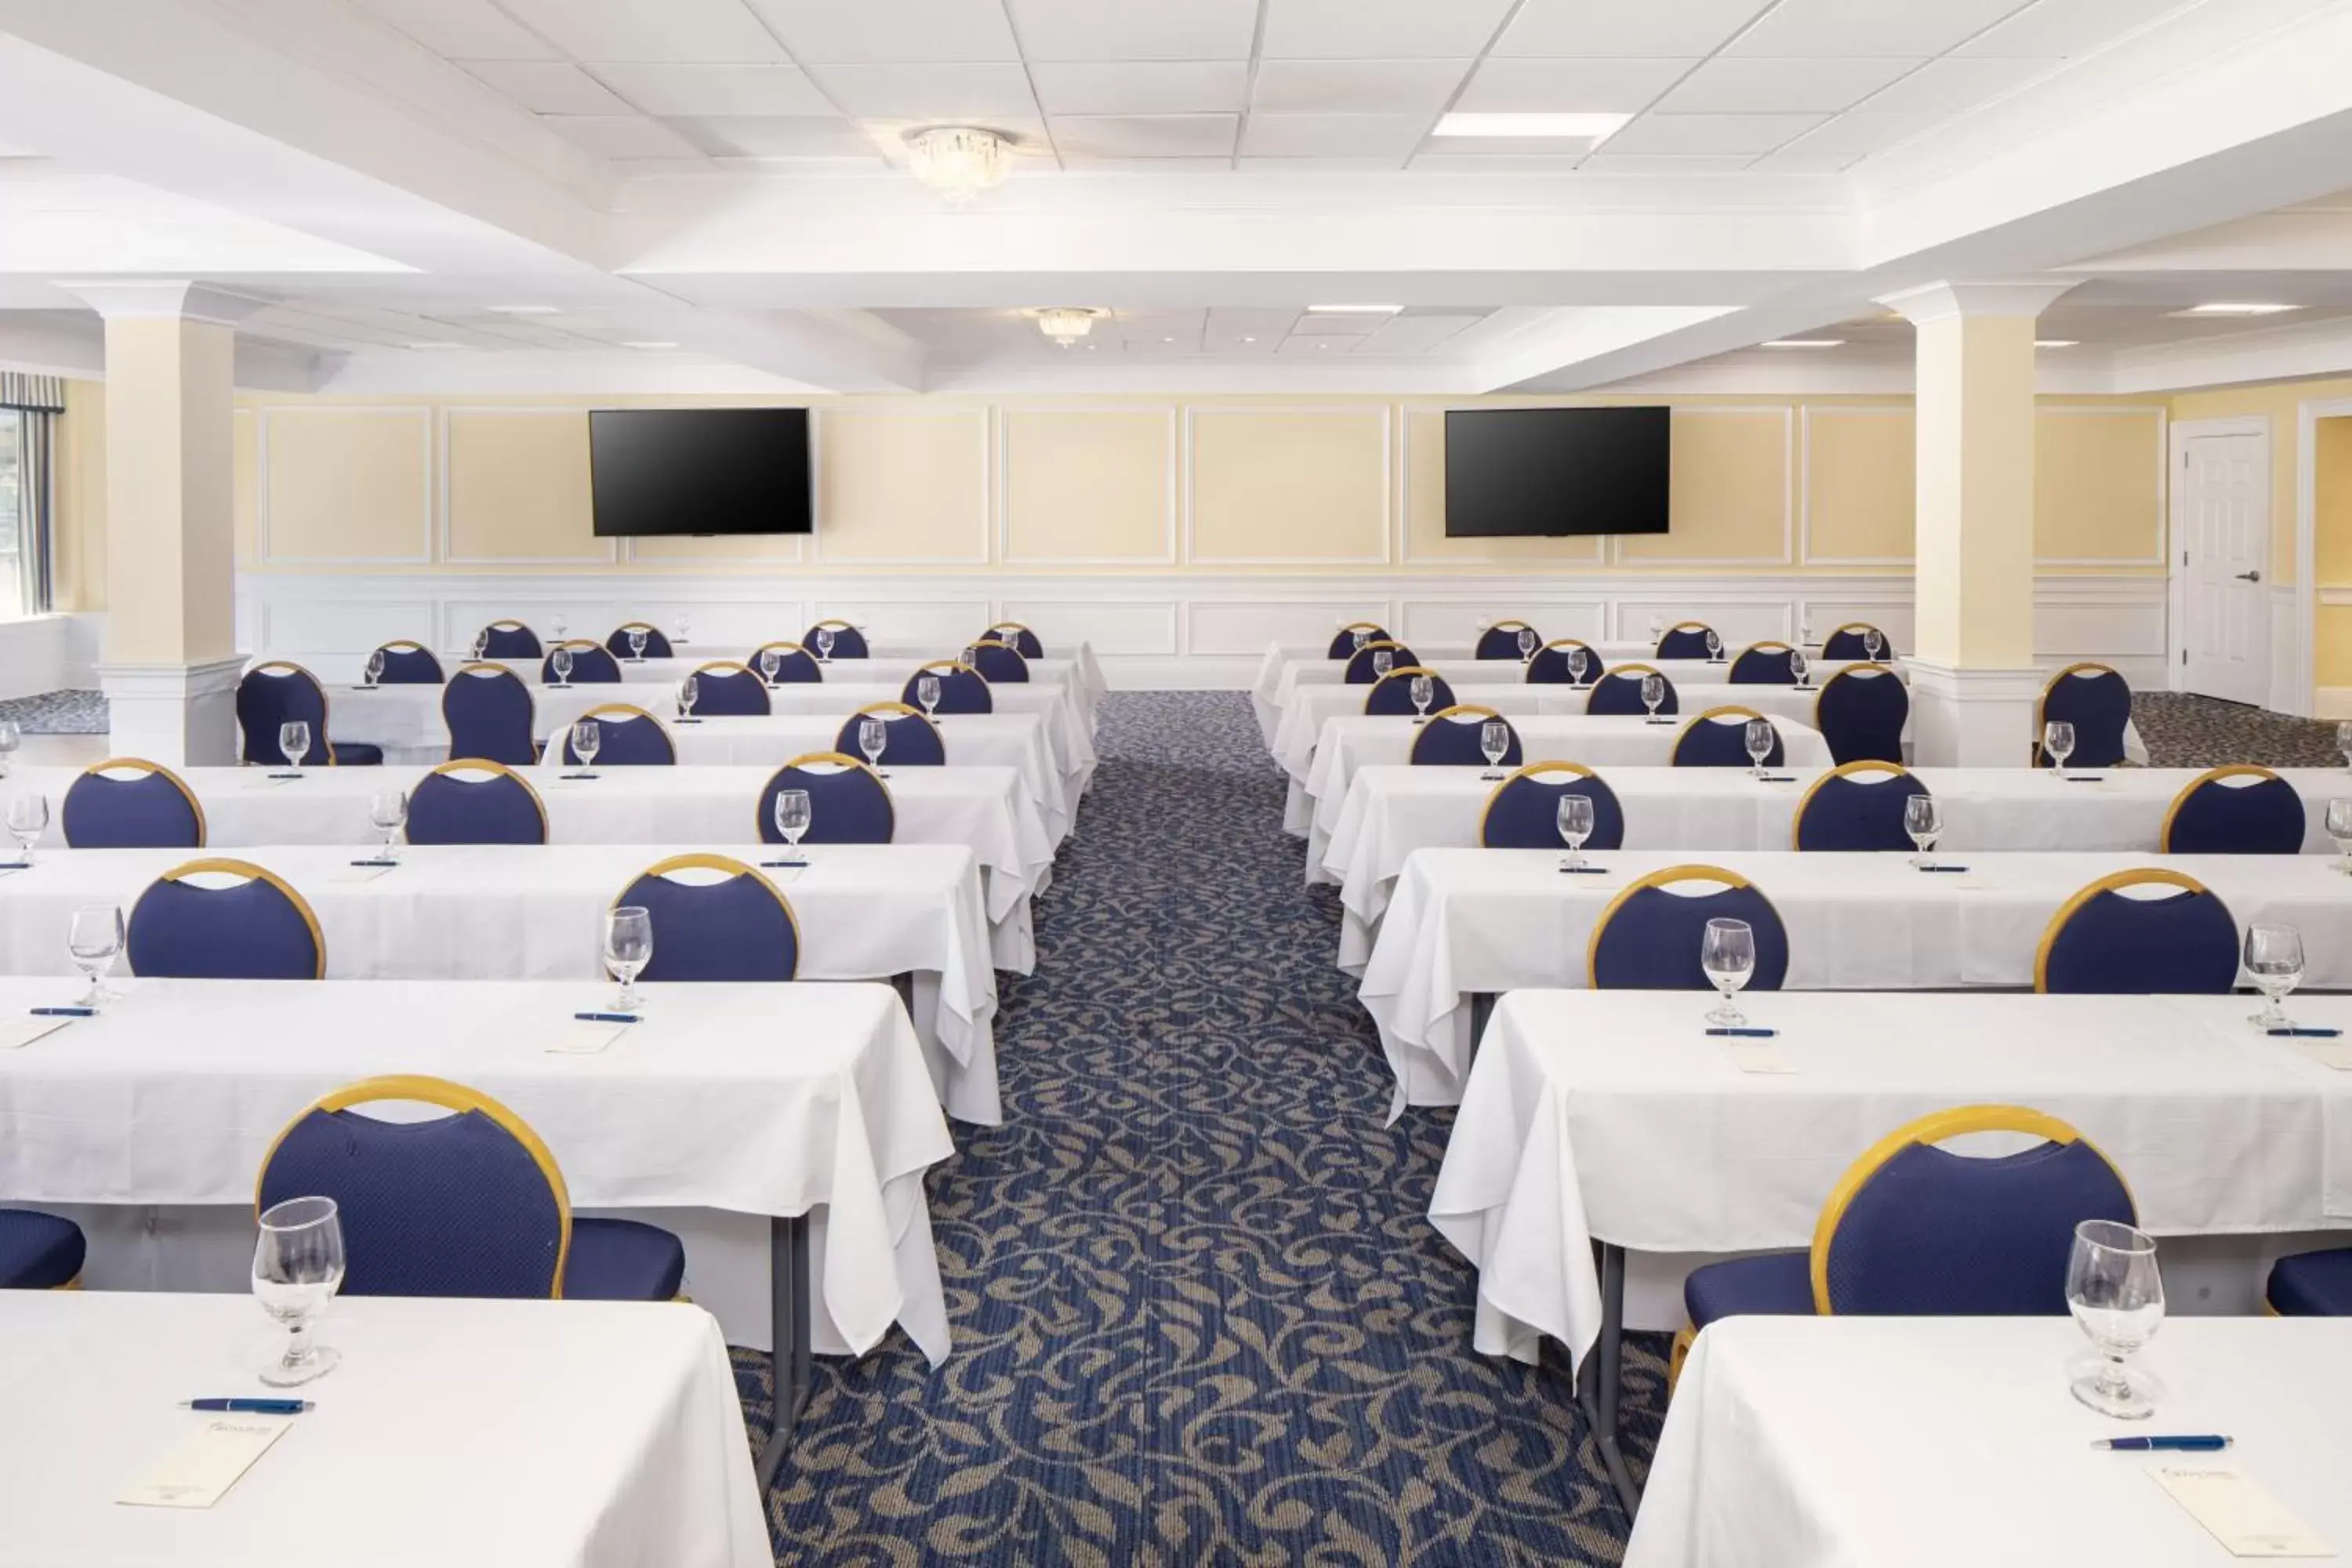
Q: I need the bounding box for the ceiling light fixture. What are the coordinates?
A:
[1241,336,1257,343]
[621,340,681,350]
[1432,112,1631,140]
[1026,307,1107,347]
[2035,339,2078,348]
[1308,304,1403,314]
[2179,303,2296,317]
[1761,338,1845,348]
[903,125,1012,205]
[484,305,561,315]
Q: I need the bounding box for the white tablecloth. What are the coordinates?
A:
[0,1290,769,1568]
[1431,989,2352,1367]
[456,652,1098,719]
[0,841,1001,1125]
[1362,848,2352,1111]
[738,681,1097,791]
[0,976,953,1359]
[1630,1316,2352,1568]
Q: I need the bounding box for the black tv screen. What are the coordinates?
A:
[589,408,813,536]
[1443,407,1671,537]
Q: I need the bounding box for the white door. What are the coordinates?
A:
[2177,430,2269,706]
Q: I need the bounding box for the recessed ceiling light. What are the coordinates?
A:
[2178,303,2296,317]
[1761,338,1844,348]
[1308,304,1402,314]
[405,340,470,350]
[484,305,561,315]
[1432,112,1631,140]
[1241,336,1257,343]
[1162,336,1174,343]
[620,340,681,350]
[2035,339,2078,348]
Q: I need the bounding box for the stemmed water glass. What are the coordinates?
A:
[2,793,44,867]
[678,675,700,721]
[1410,674,1434,721]
[66,903,122,1007]
[1478,721,1510,782]
[470,630,488,662]
[1566,646,1588,688]
[0,718,19,779]
[815,628,836,663]
[758,648,782,687]
[2338,722,2352,771]
[1371,650,1394,681]
[1647,614,1664,643]
[1700,918,1756,1027]
[627,628,648,662]
[1516,626,1538,662]
[1863,627,1885,662]
[1744,717,1776,779]
[958,645,979,673]
[363,649,385,688]
[1351,629,1371,654]
[859,716,890,777]
[2244,924,2307,1030]
[1640,673,1666,722]
[2067,1219,2164,1419]
[550,646,575,688]
[278,720,311,779]
[2328,799,2352,874]
[603,906,652,1012]
[569,719,602,779]
[673,612,691,647]
[2042,720,2075,775]
[1788,648,1809,688]
[917,673,942,724]
[253,1196,346,1387]
[772,788,813,865]
[368,789,407,864]
[1704,629,1723,662]
[1904,793,1943,868]
[551,613,568,641]
[1557,794,1595,873]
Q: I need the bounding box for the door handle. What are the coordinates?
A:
[2238,570,2263,583]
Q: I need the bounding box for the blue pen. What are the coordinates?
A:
[1918,864,1970,873]
[2063,775,2105,783]
[29,1006,93,1018]
[573,1011,641,1025]
[2270,1026,2343,1038]
[1707,1026,1778,1038]
[2091,1436,2231,1452]
[180,1398,311,1414]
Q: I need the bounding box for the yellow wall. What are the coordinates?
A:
[2315,416,2352,687]
[2169,376,2352,590]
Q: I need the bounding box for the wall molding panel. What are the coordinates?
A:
[258,405,435,567]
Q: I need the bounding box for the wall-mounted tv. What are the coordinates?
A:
[1443,406,1671,537]
[588,408,813,537]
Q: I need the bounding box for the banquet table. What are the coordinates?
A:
[457,652,1100,717]
[0,1291,770,1568]
[1627,1316,2352,1566]
[0,841,1002,1124]
[1318,764,2352,964]
[1361,848,2352,1112]
[412,637,1106,706]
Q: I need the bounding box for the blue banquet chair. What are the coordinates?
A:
[1479,762,1627,851]
[2036,663,2132,767]
[61,758,206,848]
[614,855,800,982]
[1814,665,1909,764]
[752,641,824,684]
[1588,866,1789,990]
[1672,707,1785,768]
[1327,622,1390,659]
[1728,641,1802,684]
[1475,620,1540,660]
[687,662,771,717]
[257,1076,684,1301]
[236,662,383,767]
[2035,869,2239,994]
[127,858,325,980]
[803,619,868,659]
[902,662,993,715]
[835,702,946,767]
[406,760,548,846]
[539,640,620,684]
[984,622,1044,659]
[1344,640,1418,684]
[1586,665,1676,717]
[1821,622,1896,661]
[1365,667,1455,716]
[1654,621,1718,661]
[2160,765,2305,855]
[1409,706,1523,768]
[0,1205,85,1289]
[759,754,895,844]
[967,641,1031,684]
[2266,1247,2352,1316]
[475,620,542,659]
[605,621,673,661]
[1792,762,1931,851]
[368,640,444,684]
[441,663,539,767]
[563,705,676,766]
[1526,638,1605,686]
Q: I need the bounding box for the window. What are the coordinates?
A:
[0,373,61,622]
[0,408,27,619]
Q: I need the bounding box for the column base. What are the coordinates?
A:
[1905,659,2044,768]
[96,655,246,767]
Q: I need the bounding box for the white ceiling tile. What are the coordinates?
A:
[1049,114,1240,159]
[1057,154,1235,170]
[1745,148,1863,172]
[350,0,561,60]
[492,0,786,64]
[1851,55,2056,114]
[806,63,1040,120]
[1240,114,1431,158]
[1277,335,1356,357]
[1355,314,1484,353]
[1261,0,1516,59]
[1457,57,1699,113]
[1955,0,2168,58]
[1577,152,1762,173]
[1602,112,1825,154]
[1237,155,1411,171]
[1006,0,1261,62]
[1497,0,1775,58]
[538,114,706,158]
[590,64,837,117]
[1250,60,1471,118]
[667,116,878,158]
[1409,151,1593,170]
[1029,62,1250,117]
[1772,111,1936,157]
[1657,56,1922,114]
[459,60,630,114]
[743,0,1021,63]
[1728,0,2031,57]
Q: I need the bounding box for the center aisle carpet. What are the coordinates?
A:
[739,691,1656,1564]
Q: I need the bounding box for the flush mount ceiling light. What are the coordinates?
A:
[1307,303,1403,314]
[2035,339,2079,348]
[620,340,681,350]
[903,125,1012,204]
[1432,112,1632,141]
[1762,338,1845,348]
[2176,302,2296,317]
[1026,307,1107,347]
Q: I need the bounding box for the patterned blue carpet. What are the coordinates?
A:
[731,691,1657,1564]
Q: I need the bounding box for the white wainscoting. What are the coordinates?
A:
[0,612,103,699]
[235,570,2170,692]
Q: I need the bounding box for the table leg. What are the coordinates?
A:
[1467,992,1494,1070]
[756,1213,811,1489]
[1574,1241,1643,1519]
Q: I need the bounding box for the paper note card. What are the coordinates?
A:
[0,1014,76,1051]
[2299,1042,2352,1072]
[548,1018,631,1054]
[327,863,394,884]
[1726,1040,1796,1075]
[1949,875,1998,891]
[2151,1467,2334,1558]
[118,1416,294,1509]
[238,777,296,792]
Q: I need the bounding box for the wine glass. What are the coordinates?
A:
[3,793,44,866]
[958,645,979,673]
[2067,1219,2164,1419]
[1351,629,1371,653]
[1479,720,1509,782]
[2339,721,2352,771]
[0,717,19,779]
[1410,674,1434,720]
[2244,924,2307,1030]
[1557,794,1595,873]
[1516,626,1538,662]
[627,628,648,662]
[1744,718,1776,778]
[772,788,812,863]
[550,646,574,688]
[1371,651,1394,680]
[66,903,122,1007]
[569,718,602,778]
[1566,646,1588,688]
[1640,673,1665,720]
[253,1196,345,1387]
[1700,917,1756,1027]
[1864,627,1884,661]
[917,673,942,722]
[815,628,835,663]
[2328,799,2352,875]
[278,720,311,777]
[363,649,385,688]
[1800,617,1814,646]
[1788,648,1809,688]
[470,630,488,661]
[758,648,782,686]
[551,613,568,641]
[859,716,890,777]
[1904,793,1943,868]
[1704,629,1722,662]
[674,612,691,646]
[1647,614,1664,643]
[678,674,699,720]
[604,906,652,1011]
[2043,720,2075,775]
[368,788,407,863]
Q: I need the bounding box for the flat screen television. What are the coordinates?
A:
[588,408,813,537]
[1443,406,1671,537]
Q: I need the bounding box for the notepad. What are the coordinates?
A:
[2150,1467,2333,1557]
[0,1014,74,1051]
[1726,1040,1795,1074]
[328,863,394,884]
[1949,874,1998,891]
[118,1416,294,1509]
[549,1018,631,1054]
[2297,1040,2352,1072]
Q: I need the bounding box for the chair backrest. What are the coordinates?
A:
[2037,662,2132,767]
[1409,706,1524,767]
[615,855,799,981]
[967,641,1031,684]
[441,663,539,767]
[1814,664,1908,765]
[1475,621,1539,660]
[1588,865,1791,991]
[1586,664,1676,717]
[1793,762,1929,851]
[802,619,868,659]
[2161,765,2305,855]
[61,759,206,849]
[539,640,620,684]
[236,662,332,767]
[605,621,673,659]
[1327,622,1389,659]
[1821,622,1894,661]
[902,662,993,714]
[1479,762,1627,851]
[1810,1105,2136,1316]
[1654,622,1717,660]
[1343,640,1417,684]
[758,753,895,844]
[1672,706,1785,768]
[406,760,548,846]
[1365,666,1455,716]
[1526,638,1605,686]
[687,662,771,717]
[836,702,946,766]
[127,858,325,980]
[752,641,823,684]
[477,620,542,659]
[2036,869,2240,994]
[985,622,1044,659]
[1728,641,1802,685]
[564,704,676,766]
[256,1076,570,1299]
[371,641,444,684]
